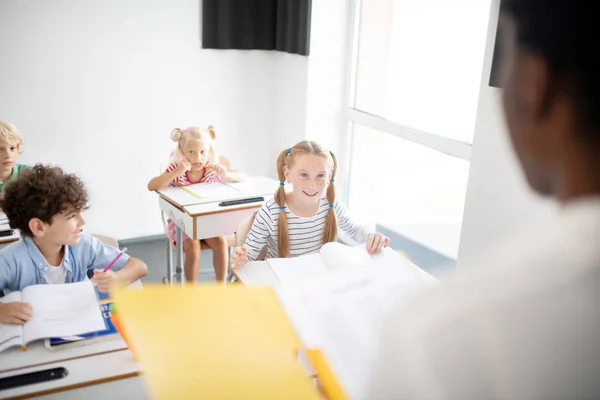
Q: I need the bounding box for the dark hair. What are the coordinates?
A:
[502,1,599,136]
[0,164,89,236]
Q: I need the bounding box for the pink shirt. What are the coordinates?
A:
[164,163,222,187]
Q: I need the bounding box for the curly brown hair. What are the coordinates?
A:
[0,164,89,237]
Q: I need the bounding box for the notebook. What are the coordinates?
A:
[0,281,106,353]
[269,245,434,399]
[112,285,321,400]
[46,301,120,350]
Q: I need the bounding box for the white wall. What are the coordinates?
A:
[457,0,556,267]
[0,0,275,239]
[305,0,350,153]
[268,0,351,184]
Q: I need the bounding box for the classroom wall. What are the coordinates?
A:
[0,0,276,239]
[457,0,557,268]
[0,0,354,240]
[269,0,351,179]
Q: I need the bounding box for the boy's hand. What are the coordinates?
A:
[366,233,391,254]
[0,302,33,325]
[91,269,118,293]
[231,246,249,269]
[176,161,192,175]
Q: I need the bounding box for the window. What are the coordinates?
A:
[342,0,491,270]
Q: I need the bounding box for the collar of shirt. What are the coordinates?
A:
[23,236,74,276]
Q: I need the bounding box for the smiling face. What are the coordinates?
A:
[31,206,86,246]
[284,154,331,206]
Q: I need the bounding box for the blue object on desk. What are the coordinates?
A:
[48,302,116,347]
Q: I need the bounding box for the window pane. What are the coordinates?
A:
[348,124,469,262]
[354,0,491,143]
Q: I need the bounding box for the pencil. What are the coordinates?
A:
[103,252,124,272]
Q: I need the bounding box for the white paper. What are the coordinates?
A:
[21,281,106,345]
[183,182,241,199]
[319,242,372,269]
[224,177,279,197]
[268,253,329,285]
[276,250,425,399]
[158,182,241,206]
[0,291,24,353]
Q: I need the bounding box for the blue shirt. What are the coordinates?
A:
[0,233,129,293]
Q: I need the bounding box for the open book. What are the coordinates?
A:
[274,244,436,399]
[268,241,425,286]
[0,281,106,353]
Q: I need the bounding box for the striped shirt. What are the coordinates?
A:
[244,197,371,261]
[164,163,221,187]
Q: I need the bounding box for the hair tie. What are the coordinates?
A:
[279,205,285,210]
[279,182,285,186]
[330,150,333,156]
[330,179,335,183]
[329,204,334,209]
[287,148,291,155]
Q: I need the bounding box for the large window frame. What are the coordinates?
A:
[337,0,491,264]
[338,0,476,205]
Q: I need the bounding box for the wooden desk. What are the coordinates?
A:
[156,177,278,284]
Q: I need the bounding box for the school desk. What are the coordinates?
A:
[232,254,437,287]
[156,176,278,284]
[0,338,144,399]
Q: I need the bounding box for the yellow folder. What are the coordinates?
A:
[112,284,322,399]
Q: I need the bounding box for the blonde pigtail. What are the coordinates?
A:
[275,148,291,257]
[323,151,338,244]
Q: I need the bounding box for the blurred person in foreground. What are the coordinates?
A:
[368,0,600,398]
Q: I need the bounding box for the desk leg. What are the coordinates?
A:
[175,225,185,285]
[166,238,173,284]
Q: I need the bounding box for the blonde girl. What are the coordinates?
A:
[232,140,390,268]
[148,125,246,282]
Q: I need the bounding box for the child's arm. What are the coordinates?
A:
[244,207,272,261]
[222,169,247,183]
[92,257,148,293]
[147,162,191,191]
[213,157,247,183]
[232,208,271,268]
[334,201,391,253]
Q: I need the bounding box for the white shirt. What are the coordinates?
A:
[367,197,600,399]
[44,264,68,284]
[244,197,371,261]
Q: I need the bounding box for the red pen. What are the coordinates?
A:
[103,252,123,272]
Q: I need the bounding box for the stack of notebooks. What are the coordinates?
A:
[0,211,14,237]
[113,244,432,399]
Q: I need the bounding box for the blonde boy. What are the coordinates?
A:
[0,121,29,195]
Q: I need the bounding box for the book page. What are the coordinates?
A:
[276,264,423,399]
[21,281,106,345]
[268,253,329,285]
[319,242,373,270]
[0,291,24,353]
